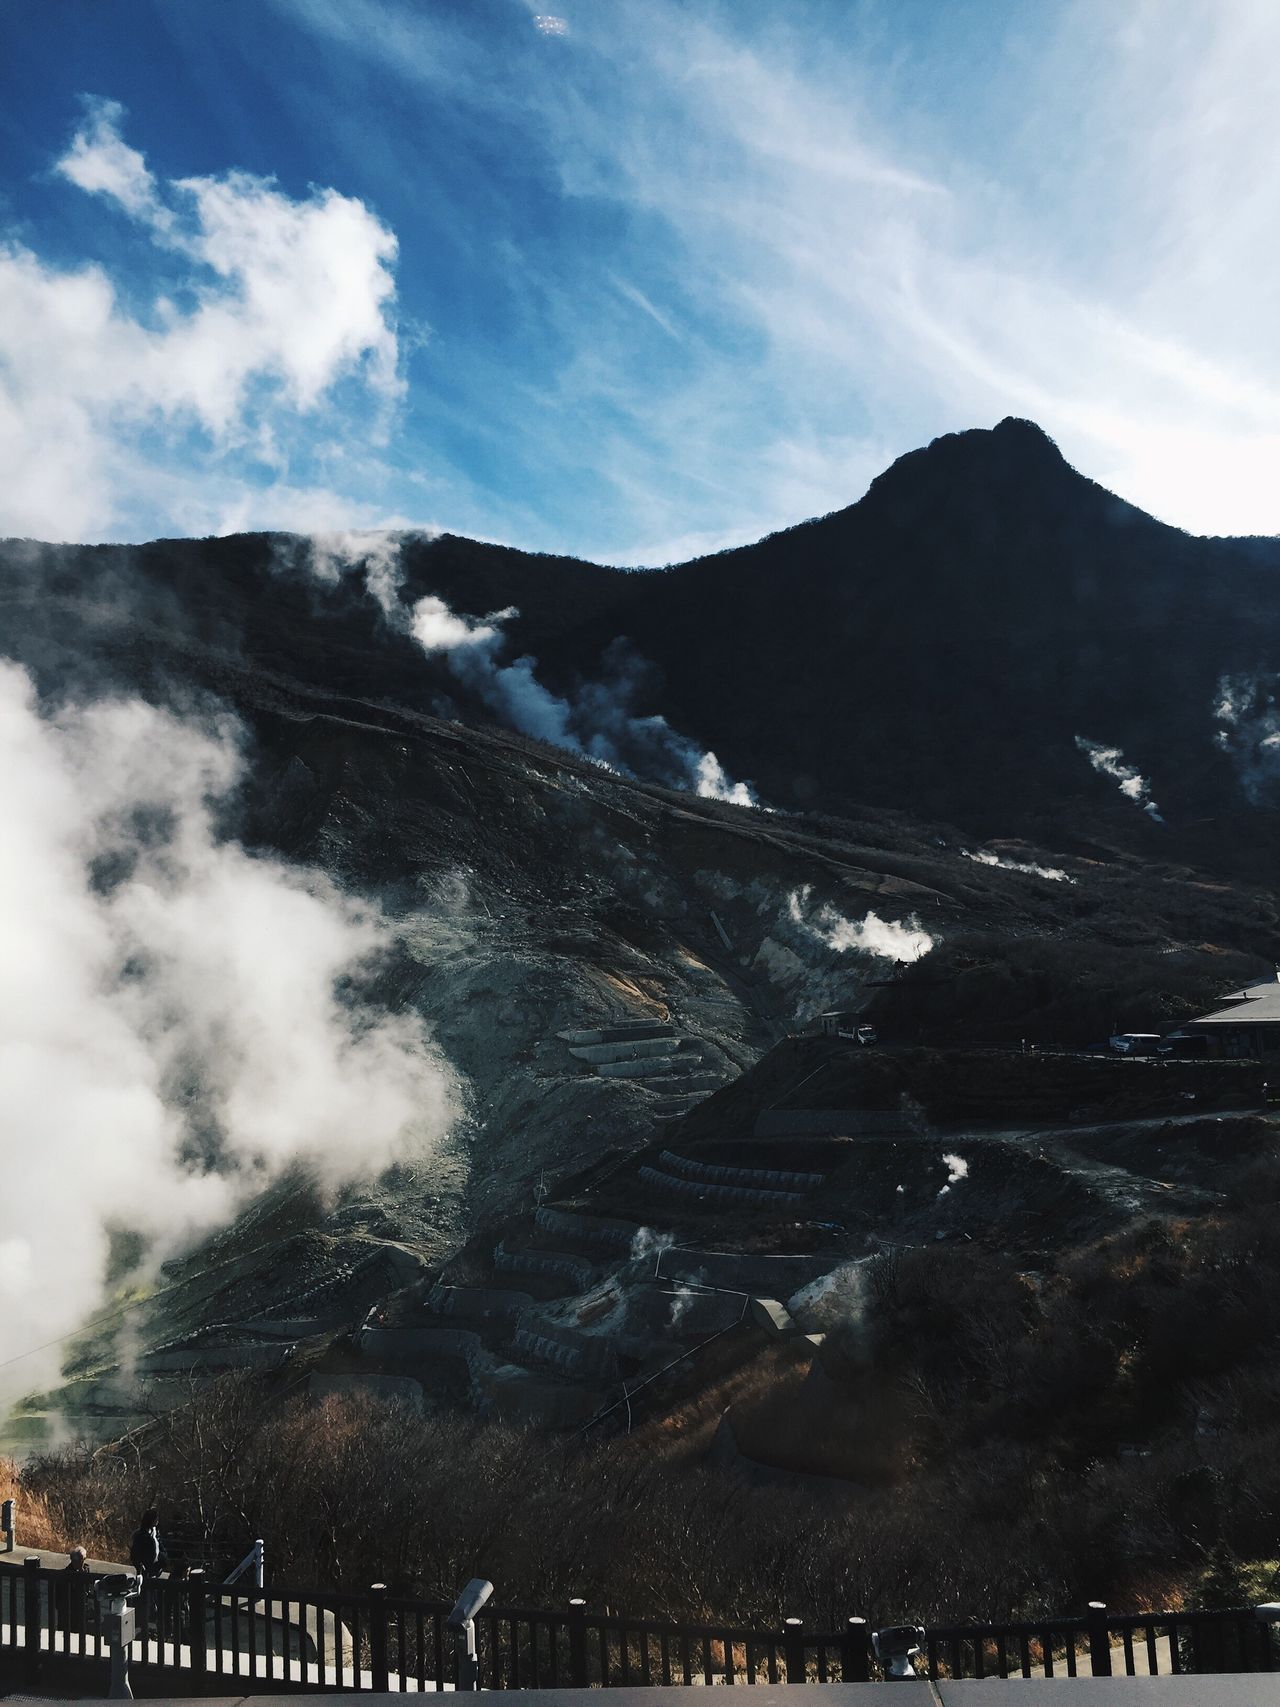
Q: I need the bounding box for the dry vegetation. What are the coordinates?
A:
[17,1129,1280,1631]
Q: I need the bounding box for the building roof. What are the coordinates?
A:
[1188,975,1280,1028]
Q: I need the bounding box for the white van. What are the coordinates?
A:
[1109,1033,1162,1056]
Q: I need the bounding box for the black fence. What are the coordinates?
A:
[1,1557,1277,1692]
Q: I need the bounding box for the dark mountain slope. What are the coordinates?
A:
[7,418,1280,858]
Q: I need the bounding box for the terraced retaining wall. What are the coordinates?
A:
[637,1165,802,1207]
[426,1285,534,1322]
[659,1250,835,1292]
[493,1242,597,1288]
[659,1151,824,1191]
[534,1207,641,1251]
[513,1319,617,1381]
[358,1325,485,1371]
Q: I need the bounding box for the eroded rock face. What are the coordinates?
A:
[9,416,1280,1444]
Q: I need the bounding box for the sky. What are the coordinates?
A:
[1,0,1278,563]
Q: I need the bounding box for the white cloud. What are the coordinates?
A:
[280,0,1280,548]
[0,101,401,540]
[55,96,163,221]
[0,659,458,1400]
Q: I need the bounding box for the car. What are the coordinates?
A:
[855,1024,878,1046]
[1109,1032,1162,1056]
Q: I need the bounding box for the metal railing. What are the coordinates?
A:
[1,1557,1277,1692]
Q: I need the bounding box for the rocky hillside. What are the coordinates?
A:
[6,416,1280,1446]
[9,418,1280,857]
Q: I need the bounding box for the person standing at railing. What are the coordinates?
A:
[53,1548,90,1647]
[129,1509,165,1580]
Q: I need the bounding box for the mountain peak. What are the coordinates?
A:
[859,415,1085,518]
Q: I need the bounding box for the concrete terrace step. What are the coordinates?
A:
[138,1341,296,1375]
[534,1206,643,1252]
[358,1323,485,1370]
[570,1035,697,1065]
[597,1053,704,1079]
[492,1241,598,1290]
[426,1284,535,1322]
[636,1166,805,1208]
[512,1318,618,1381]
[557,1022,676,1045]
[659,1150,825,1192]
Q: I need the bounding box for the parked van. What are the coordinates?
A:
[1109,1033,1162,1056]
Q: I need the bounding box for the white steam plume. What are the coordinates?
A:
[937,1151,969,1199]
[1074,736,1164,822]
[629,1225,675,1264]
[0,661,458,1403]
[787,885,933,962]
[1213,671,1280,801]
[963,849,1072,882]
[306,533,758,805]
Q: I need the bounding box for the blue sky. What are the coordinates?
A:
[1,0,1277,560]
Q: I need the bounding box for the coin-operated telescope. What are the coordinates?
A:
[873,1623,924,1682]
[95,1573,142,1699]
[447,1578,494,1692]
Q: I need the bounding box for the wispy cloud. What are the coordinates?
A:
[0,98,404,540]
[277,0,1280,556]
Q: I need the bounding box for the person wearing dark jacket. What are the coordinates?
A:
[129,1509,163,1578]
[54,1548,90,1642]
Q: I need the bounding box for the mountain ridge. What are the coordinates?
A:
[6,417,1280,856]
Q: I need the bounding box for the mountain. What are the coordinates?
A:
[6,417,1280,1448]
[9,418,1280,863]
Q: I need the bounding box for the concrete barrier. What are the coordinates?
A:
[557,1023,675,1045]
[358,1325,484,1371]
[534,1207,642,1251]
[493,1243,597,1289]
[138,1342,293,1374]
[513,1319,617,1380]
[637,1165,802,1207]
[595,1055,683,1079]
[426,1284,534,1322]
[571,1036,692,1064]
[660,1250,834,1292]
[659,1150,823,1191]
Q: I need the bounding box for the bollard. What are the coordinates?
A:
[188,1570,206,1685]
[841,1617,871,1684]
[1256,1604,1280,1670]
[23,1557,41,1688]
[873,1625,924,1682]
[95,1572,141,1700]
[783,1617,805,1684]
[446,1578,493,1693]
[370,1584,390,1693]
[568,1598,588,1688]
[1087,1601,1112,1677]
[2,1497,14,1552]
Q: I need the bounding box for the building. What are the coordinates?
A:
[1181,973,1280,1058]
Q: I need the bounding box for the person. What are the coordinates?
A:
[129,1508,164,1579]
[55,1547,90,1644]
